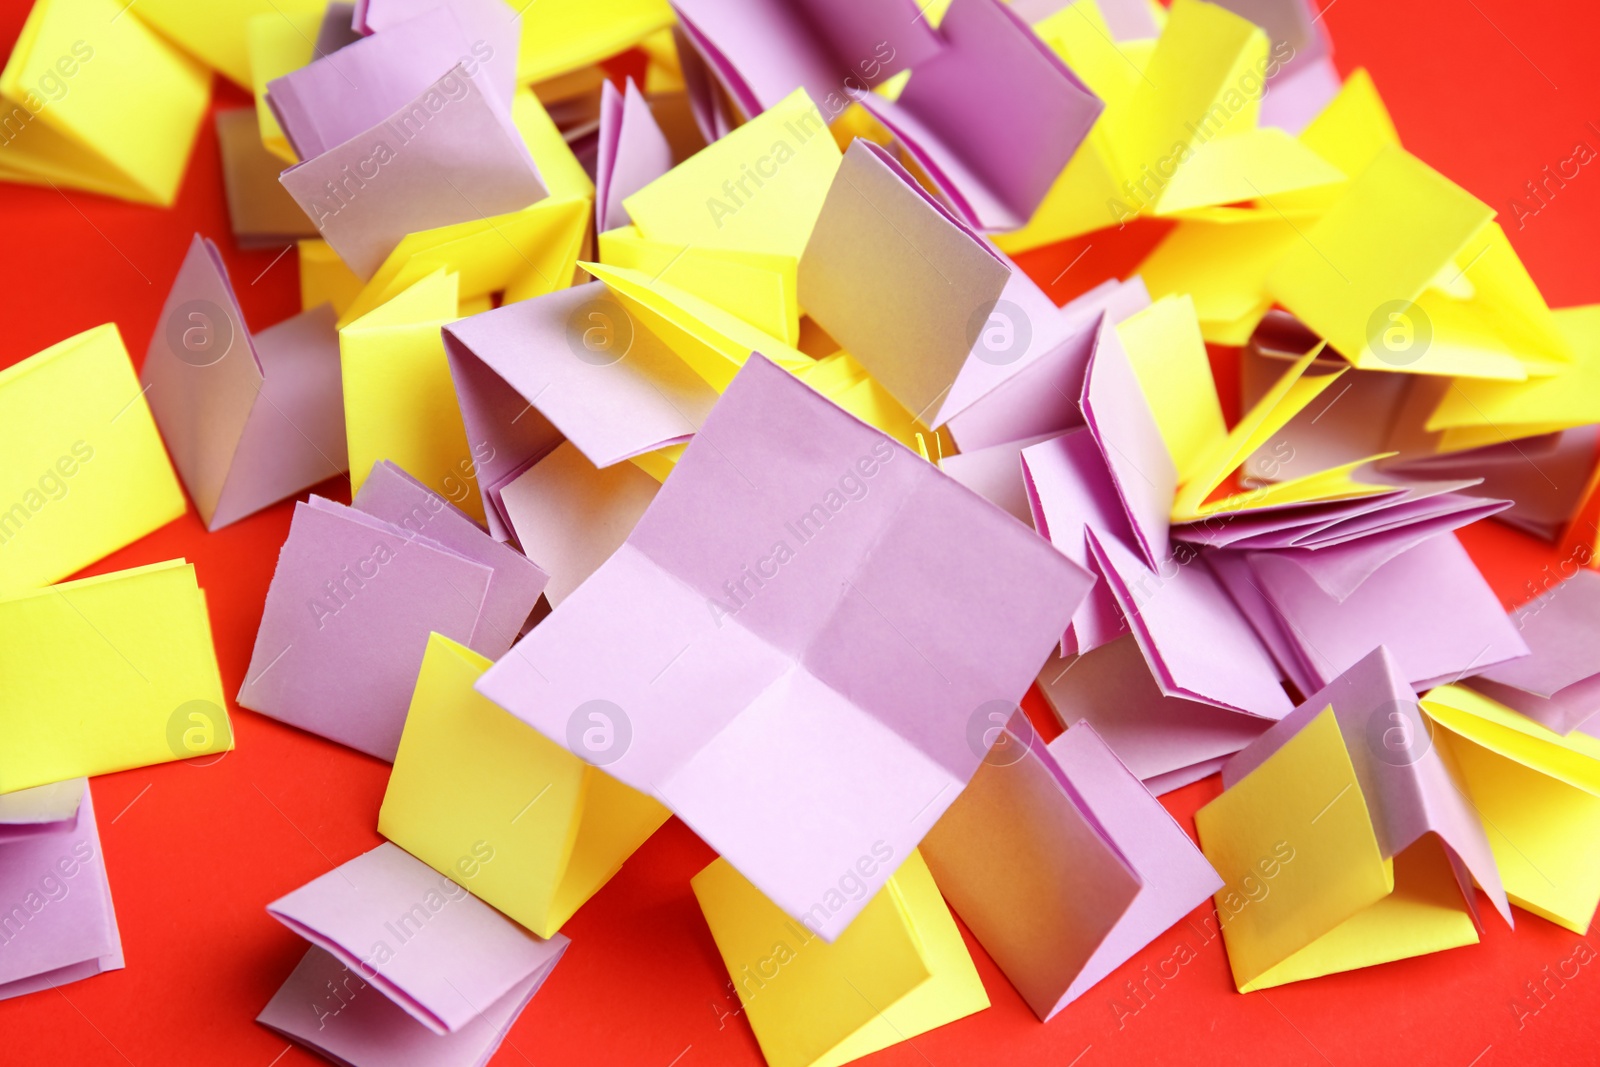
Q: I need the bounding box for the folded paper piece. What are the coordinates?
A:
[0,324,186,595]
[237,467,546,761]
[1197,705,1480,992]
[1239,532,1527,692]
[509,0,674,83]
[691,850,987,1067]
[855,0,1102,231]
[129,0,325,89]
[1466,571,1600,734]
[1037,637,1271,794]
[1267,145,1570,380]
[0,778,83,845]
[0,780,122,1000]
[922,720,1221,1020]
[0,0,209,205]
[268,1,518,161]
[341,269,490,521]
[216,109,320,247]
[266,843,569,1035]
[623,87,842,260]
[498,443,662,605]
[281,63,549,278]
[143,234,346,531]
[381,633,669,938]
[0,560,229,793]
[477,354,1092,940]
[246,8,323,165]
[669,0,941,118]
[1422,684,1600,934]
[595,77,673,232]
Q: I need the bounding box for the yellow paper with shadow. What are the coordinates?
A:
[623,89,842,261]
[340,270,485,520]
[247,11,320,164]
[1115,295,1228,484]
[1136,217,1297,345]
[1268,146,1570,380]
[514,0,674,84]
[598,230,800,345]
[1423,684,1600,933]
[691,850,987,1067]
[510,88,595,204]
[337,196,590,328]
[300,239,365,316]
[1196,709,1477,992]
[0,559,230,794]
[134,0,325,89]
[0,0,209,205]
[380,634,669,938]
[0,324,185,595]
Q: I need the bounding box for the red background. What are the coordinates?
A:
[3,1,1600,1064]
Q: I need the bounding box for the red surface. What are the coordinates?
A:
[3,1,1600,1064]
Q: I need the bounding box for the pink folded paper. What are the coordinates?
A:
[476,354,1092,940]
[938,432,1058,526]
[921,719,1221,1020]
[1466,571,1600,735]
[280,64,547,278]
[0,778,83,845]
[1223,646,1513,928]
[596,77,675,232]
[443,283,715,474]
[669,0,942,119]
[269,1,519,160]
[265,843,568,1038]
[855,0,1102,231]
[237,464,547,760]
[1173,479,1498,551]
[0,780,123,1001]
[1242,532,1528,692]
[1037,637,1271,794]
[142,235,346,530]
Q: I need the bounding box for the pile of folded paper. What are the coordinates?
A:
[2,0,1598,1062]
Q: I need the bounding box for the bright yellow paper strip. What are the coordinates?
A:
[691,850,987,1067]
[380,633,669,938]
[0,324,186,595]
[0,559,230,793]
[340,270,486,520]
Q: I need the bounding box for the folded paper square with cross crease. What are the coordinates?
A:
[0,560,230,794]
[380,633,670,939]
[142,234,347,532]
[0,780,122,1001]
[280,63,549,279]
[1464,571,1600,735]
[476,354,1093,940]
[0,324,186,596]
[0,778,83,845]
[0,777,121,1004]
[1421,684,1600,933]
[0,0,209,205]
[263,842,568,1048]
[691,850,987,1067]
[921,720,1221,1020]
[237,461,546,761]
[1198,650,1508,992]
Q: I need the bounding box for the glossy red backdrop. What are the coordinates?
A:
[2,0,1598,1063]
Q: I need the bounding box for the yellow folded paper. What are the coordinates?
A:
[510,87,595,204]
[340,269,486,520]
[300,238,365,315]
[246,10,323,165]
[337,196,591,328]
[0,559,230,793]
[1268,146,1570,380]
[797,352,931,453]
[515,0,674,84]
[1136,217,1298,344]
[133,0,325,90]
[380,633,669,938]
[0,324,185,595]
[598,229,801,345]
[1196,708,1479,991]
[692,850,988,1067]
[623,88,843,261]
[1116,295,1228,483]
[1422,685,1600,933]
[0,0,210,205]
